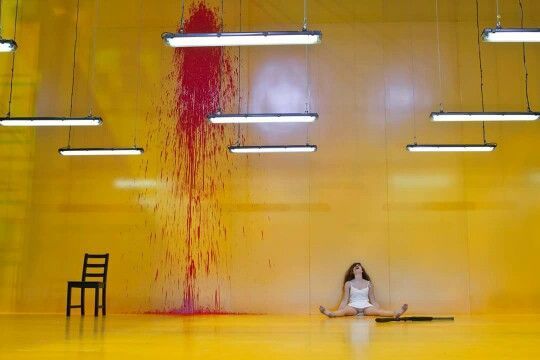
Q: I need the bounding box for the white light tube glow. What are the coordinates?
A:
[162,31,322,47]
[229,145,317,153]
[406,144,496,152]
[0,117,103,126]
[208,113,318,124]
[431,112,540,122]
[59,148,144,156]
[0,39,17,52]
[114,178,159,189]
[482,28,540,42]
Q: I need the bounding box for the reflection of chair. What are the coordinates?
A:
[66,254,109,316]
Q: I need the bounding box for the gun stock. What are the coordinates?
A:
[375,316,454,323]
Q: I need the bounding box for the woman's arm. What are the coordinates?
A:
[368,282,380,308]
[338,282,351,310]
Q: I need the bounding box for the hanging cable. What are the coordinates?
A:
[67,0,82,147]
[495,0,501,28]
[217,0,224,113]
[304,44,312,143]
[435,0,444,111]
[304,0,311,143]
[6,0,19,117]
[133,0,144,147]
[0,0,3,36]
[305,46,311,113]
[179,0,185,32]
[236,0,242,145]
[411,26,418,144]
[518,0,531,112]
[303,0,308,31]
[475,0,487,143]
[88,0,100,116]
[221,0,224,32]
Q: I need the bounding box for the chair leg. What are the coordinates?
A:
[66,284,72,317]
[94,288,99,317]
[102,287,106,316]
[81,288,85,316]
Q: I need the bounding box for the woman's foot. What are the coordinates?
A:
[394,304,408,318]
[319,305,335,318]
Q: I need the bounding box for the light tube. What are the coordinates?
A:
[162,31,322,48]
[0,116,103,126]
[208,113,318,124]
[482,28,540,42]
[406,144,497,152]
[229,145,317,153]
[0,39,17,52]
[59,147,144,156]
[430,112,540,122]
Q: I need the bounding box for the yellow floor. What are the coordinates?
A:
[1,314,539,359]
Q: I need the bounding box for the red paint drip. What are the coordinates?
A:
[143,1,237,315]
[165,2,234,314]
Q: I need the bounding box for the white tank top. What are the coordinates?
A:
[348,283,373,309]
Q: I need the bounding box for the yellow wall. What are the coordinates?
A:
[0,0,539,315]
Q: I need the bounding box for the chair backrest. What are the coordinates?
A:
[81,253,109,284]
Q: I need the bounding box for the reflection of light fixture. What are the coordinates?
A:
[0,38,16,52]
[431,111,540,122]
[208,113,318,124]
[162,31,322,48]
[59,147,144,156]
[406,144,496,152]
[114,178,158,189]
[482,28,540,42]
[0,116,102,126]
[229,145,317,153]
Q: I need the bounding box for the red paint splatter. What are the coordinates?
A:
[144,309,245,316]
[145,1,236,315]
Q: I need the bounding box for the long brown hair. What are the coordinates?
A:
[344,262,371,284]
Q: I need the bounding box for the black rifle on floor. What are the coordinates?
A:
[375,316,454,323]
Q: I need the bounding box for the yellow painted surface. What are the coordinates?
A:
[0,0,539,315]
[1,314,540,359]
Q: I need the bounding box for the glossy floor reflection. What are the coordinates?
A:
[1,314,539,359]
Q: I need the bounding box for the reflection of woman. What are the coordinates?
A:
[319,262,408,318]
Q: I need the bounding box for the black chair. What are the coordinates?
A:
[67,253,109,316]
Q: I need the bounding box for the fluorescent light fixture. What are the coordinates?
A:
[482,28,540,42]
[430,112,540,122]
[0,39,17,52]
[0,116,103,126]
[406,144,497,152]
[162,30,322,47]
[229,145,317,153]
[208,113,318,124]
[58,147,144,156]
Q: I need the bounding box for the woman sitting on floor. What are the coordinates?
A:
[320,262,408,318]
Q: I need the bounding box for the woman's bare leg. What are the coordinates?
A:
[364,304,408,318]
[319,305,357,318]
